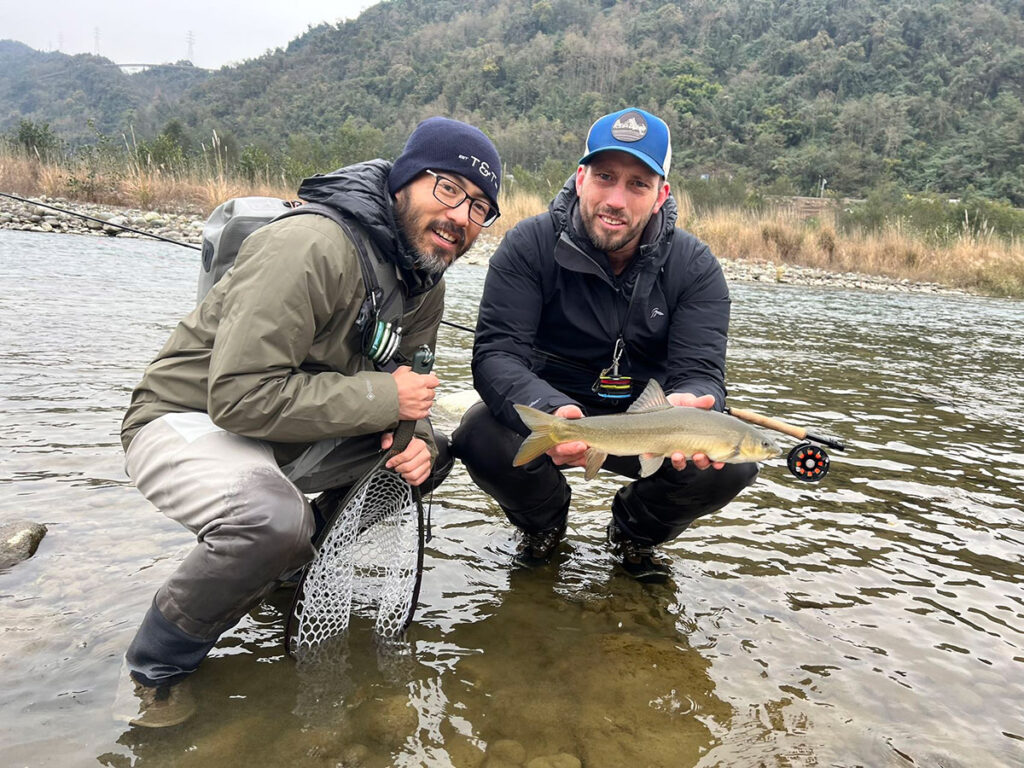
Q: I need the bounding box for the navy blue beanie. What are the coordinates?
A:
[388,117,502,212]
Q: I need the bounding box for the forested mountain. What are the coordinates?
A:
[0,40,207,138]
[3,0,1023,203]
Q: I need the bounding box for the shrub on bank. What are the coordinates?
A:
[2,146,1022,299]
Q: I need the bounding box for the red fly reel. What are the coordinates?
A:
[787,442,830,482]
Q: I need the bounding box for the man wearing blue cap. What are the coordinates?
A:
[117,117,501,726]
[453,107,757,582]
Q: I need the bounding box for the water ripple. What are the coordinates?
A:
[1,231,1023,767]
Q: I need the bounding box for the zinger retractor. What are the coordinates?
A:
[356,284,403,366]
[363,318,402,366]
[594,337,632,399]
[787,442,830,482]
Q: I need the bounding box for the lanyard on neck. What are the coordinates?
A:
[594,335,632,399]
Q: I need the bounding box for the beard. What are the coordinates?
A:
[579,204,651,254]
[394,192,468,276]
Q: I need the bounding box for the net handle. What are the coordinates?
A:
[387,345,435,457]
[284,345,435,656]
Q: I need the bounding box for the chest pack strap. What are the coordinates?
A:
[274,202,405,329]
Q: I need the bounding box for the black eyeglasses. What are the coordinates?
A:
[425,170,500,227]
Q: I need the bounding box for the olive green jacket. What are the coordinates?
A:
[121,194,444,467]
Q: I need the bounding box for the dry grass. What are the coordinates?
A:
[0,153,42,193]
[489,187,548,238]
[0,150,291,215]
[692,206,1024,298]
[4,150,1022,297]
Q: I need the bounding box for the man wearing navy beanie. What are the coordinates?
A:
[389,116,502,213]
[382,116,502,277]
[116,115,501,727]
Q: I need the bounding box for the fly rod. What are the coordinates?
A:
[1,191,472,335]
[726,406,845,451]
[0,191,203,250]
[725,406,844,482]
[3,189,847,481]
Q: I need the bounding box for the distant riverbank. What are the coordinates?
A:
[0,193,983,297]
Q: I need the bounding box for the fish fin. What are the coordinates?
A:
[718,446,741,462]
[583,448,607,480]
[512,404,559,466]
[627,379,673,414]
[638,454,665,477]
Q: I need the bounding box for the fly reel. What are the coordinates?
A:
[726,405,843,484]
[787,442,830,482]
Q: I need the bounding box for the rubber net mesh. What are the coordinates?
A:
[291,467,420,654]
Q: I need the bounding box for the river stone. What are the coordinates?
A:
[447,738,486,768]
[0,520,47,569]
[526,755,582,768]
[486,739,526,764]
[363,693,418,748]
[435,388,482,419]
[338,743,371,766]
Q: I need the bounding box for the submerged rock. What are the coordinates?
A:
[486,739,526,764]
[526,755,582,768]
[0,520,47,569]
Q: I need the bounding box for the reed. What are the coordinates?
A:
[0,144,292,215]
[691,206,1024,298]
[3,148,1022,298]
[490,187,548,238]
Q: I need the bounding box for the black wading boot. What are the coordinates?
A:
[513,524,567,568]
[607,522,672,584]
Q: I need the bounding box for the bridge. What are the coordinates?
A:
[113,62,214,73]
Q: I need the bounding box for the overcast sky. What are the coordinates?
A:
[0,0,377,69]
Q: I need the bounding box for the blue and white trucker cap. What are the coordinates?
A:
[579,107,672,177]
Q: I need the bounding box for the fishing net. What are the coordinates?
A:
[288,463,423,656]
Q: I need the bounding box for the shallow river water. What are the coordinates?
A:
[1,229,1022,768]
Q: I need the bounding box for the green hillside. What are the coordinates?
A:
[0,40,208,138]
[2,0,1023,204]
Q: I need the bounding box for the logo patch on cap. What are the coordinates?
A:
[610,111,648,142]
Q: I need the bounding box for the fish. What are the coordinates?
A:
[512,379,782,479]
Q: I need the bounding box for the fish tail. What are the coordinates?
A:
[512,404,561,466]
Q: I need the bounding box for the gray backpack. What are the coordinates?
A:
[198,196,405,365]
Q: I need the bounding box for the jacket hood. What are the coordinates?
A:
[297,159,442,295]
[548,174,679,271]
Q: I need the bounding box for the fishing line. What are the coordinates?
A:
[0,190,474,335]
[2,190,848,476]
[0,190,202,250]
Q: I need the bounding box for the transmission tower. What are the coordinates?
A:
[186,30,195,63]
[94,27,100,56]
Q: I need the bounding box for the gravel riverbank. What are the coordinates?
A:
[1,194,965,295]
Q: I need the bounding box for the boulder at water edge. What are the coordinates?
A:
[0,520,48,569]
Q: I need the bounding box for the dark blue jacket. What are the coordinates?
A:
[472,177,731,434]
